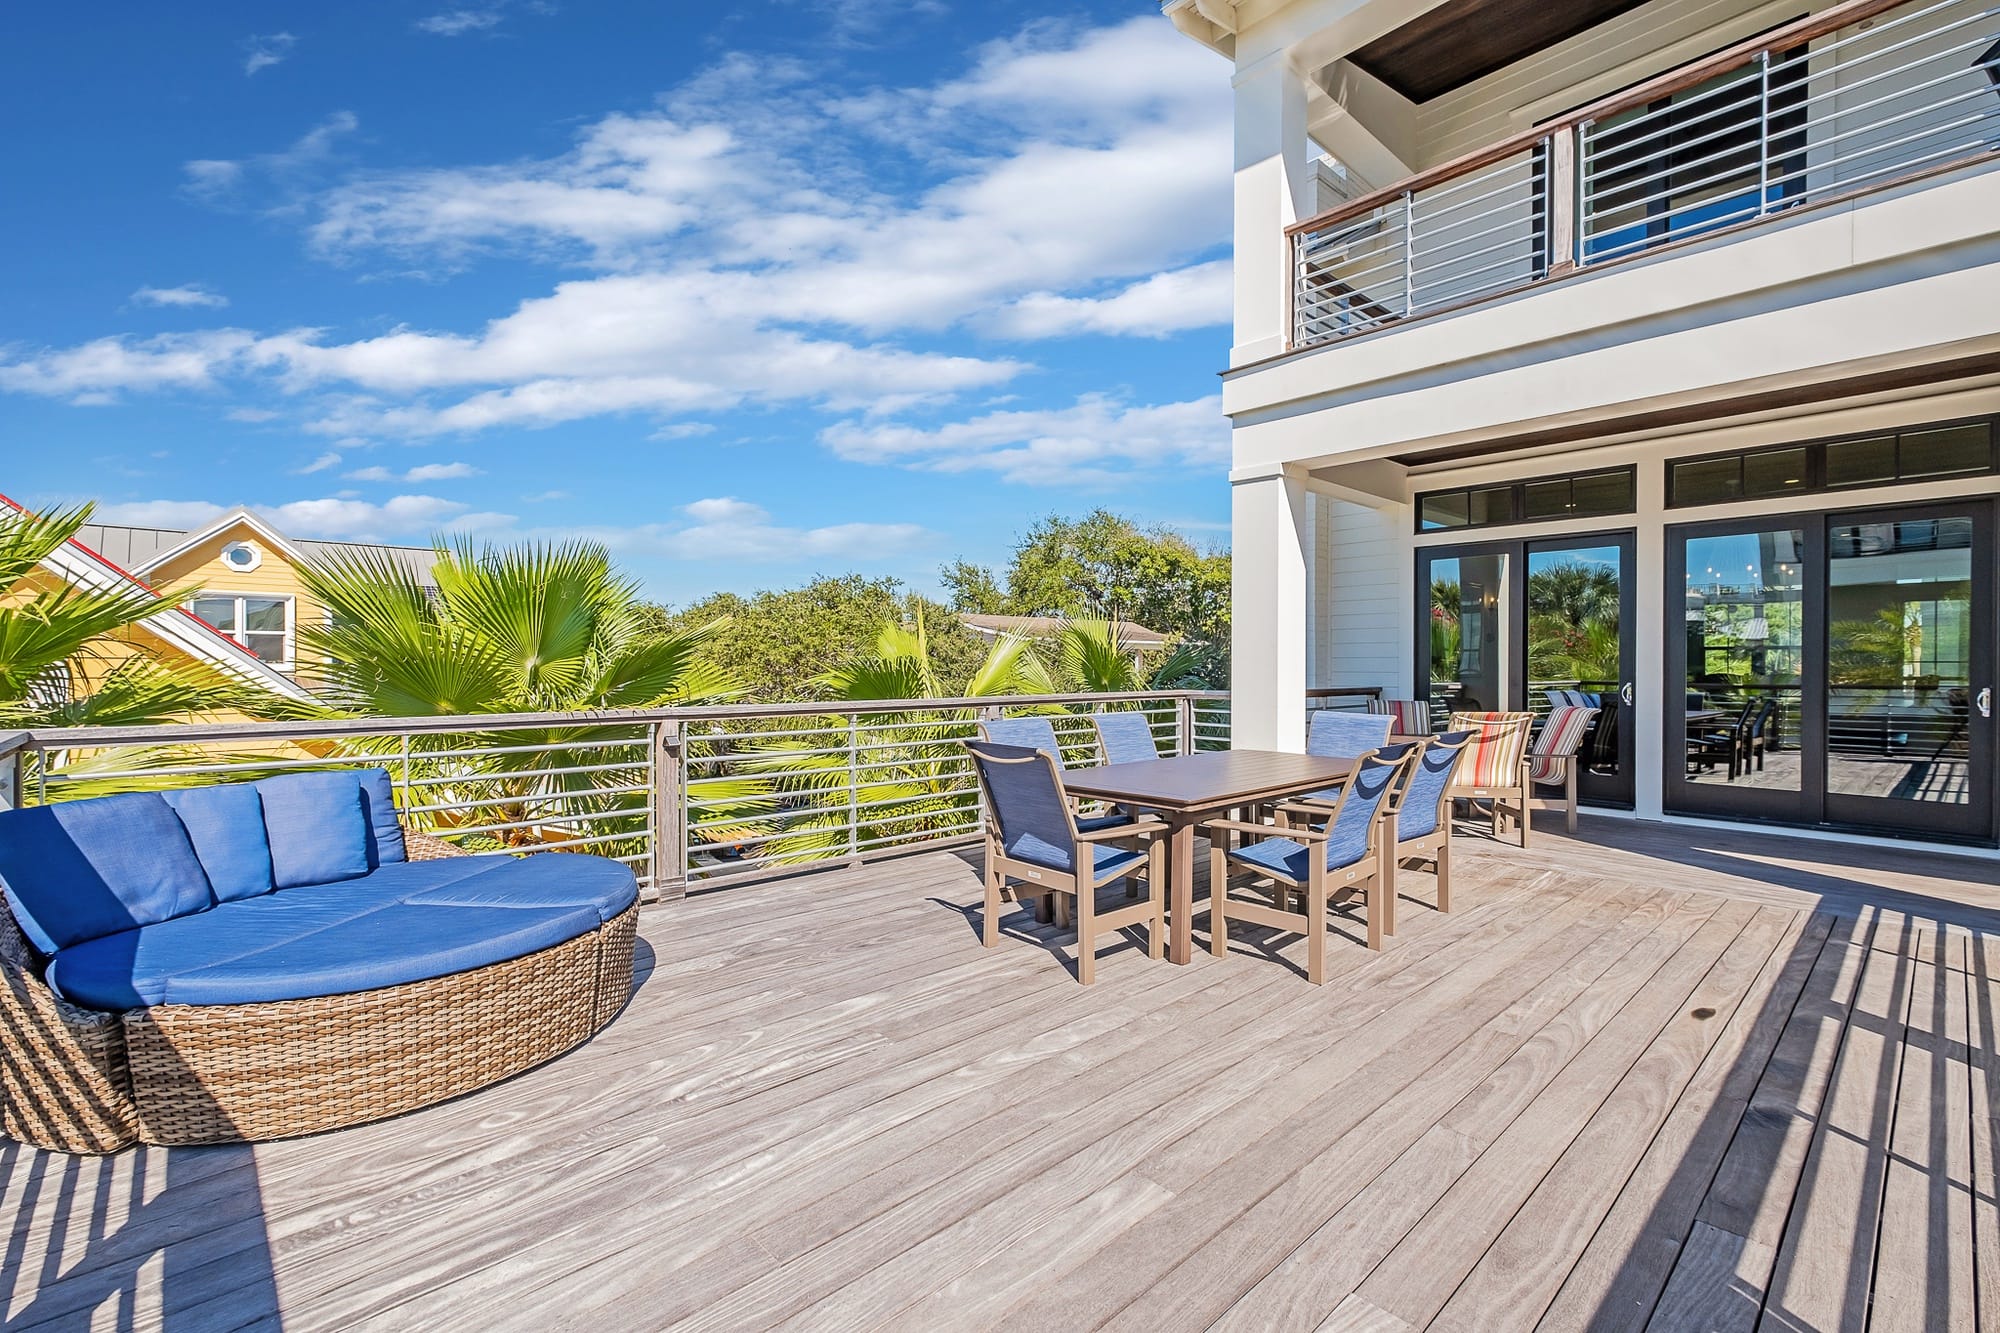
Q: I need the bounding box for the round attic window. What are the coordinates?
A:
[219,541,262,573]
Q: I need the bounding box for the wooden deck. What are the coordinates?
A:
[5,816,2000,1331]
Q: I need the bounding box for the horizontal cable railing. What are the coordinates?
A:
[0,692,1231,896]
[1289,0,2000,350]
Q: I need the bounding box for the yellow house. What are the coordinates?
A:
[76,507,437,695]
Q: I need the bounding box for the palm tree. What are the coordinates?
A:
[296,537,757,857]
[0,503,261,729]
[744,612,1053,864]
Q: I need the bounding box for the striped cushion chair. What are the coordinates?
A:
[1367,697,1431,737]
[1445,711,1535,847]
[1528,704,1599,835]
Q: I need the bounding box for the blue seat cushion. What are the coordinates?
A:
[0,793,214,953]
[1087,845,1146,886]
[1227,824,1377,884]
[164,783,275,903]
[256,771,372,889]
[395,851,638,923]
[1077,812,1134,834]
[44,852,639,1010]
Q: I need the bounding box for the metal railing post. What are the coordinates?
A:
[1400,191,1416,316]
[1176,695,1195,756]
[0,744,20,812]
[651,719,688,902]
[845,715,861,865]
[1757,49,1773,215]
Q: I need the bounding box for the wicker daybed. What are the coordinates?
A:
[0,768,639,1154]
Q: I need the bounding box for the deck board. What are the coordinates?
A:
[4,815,2000,1331]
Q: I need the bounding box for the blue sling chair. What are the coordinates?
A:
[1286,710,1397,810]
[1089,709,1164,765]
[1202,744,1416,982]
[975,715,1134,832]
[1279,733,1473,922]
[963,740,1167,984]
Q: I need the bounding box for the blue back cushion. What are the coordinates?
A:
[256,771,371,889]
[0,793,214,953]
[357,768,407,867]
[1307,711,1394,759]
[164,783,276,903]
[981,717,1066,769]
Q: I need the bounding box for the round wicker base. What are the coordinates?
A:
[1,901,640,1154]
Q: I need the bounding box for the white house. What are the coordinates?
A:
[1171,0,2000,846]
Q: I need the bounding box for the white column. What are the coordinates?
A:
[1232,464,1311,752]
[1232,52,1311,367]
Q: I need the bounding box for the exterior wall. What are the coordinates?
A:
[145,525,327,678]
[1311,382,2000,825]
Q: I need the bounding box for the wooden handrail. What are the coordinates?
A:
[1286,0,1910,237]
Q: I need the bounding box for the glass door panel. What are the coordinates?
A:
[1526,538,1634,806]
[1823,510,1991,837]
[1421,550,1512,720]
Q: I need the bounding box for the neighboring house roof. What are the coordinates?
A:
[958,614,1172,649]
[79,507,439,585]
[3,496,316,703]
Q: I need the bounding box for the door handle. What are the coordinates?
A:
[1979,687,1992,719]
[1620,681,1634,706]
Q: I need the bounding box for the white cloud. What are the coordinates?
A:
[822,393,1227,486]
[97,494,512,542]
[296,451,343,474]
[243,33,297,76]
[415,10,503,36]
[562,496,930,563]
[984,261,1231,340]
[345,461,483,482]
[2,19,1232,450]
[132,284,229,310]
[228,406,280,423]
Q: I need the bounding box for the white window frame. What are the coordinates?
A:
[192,592,296,671]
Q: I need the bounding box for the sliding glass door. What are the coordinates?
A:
[1418,530,1635,807]
[1666,501,1995,841]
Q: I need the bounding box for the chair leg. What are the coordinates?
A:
[1518,784,1531,849]
[1208,841,1230,958]
[1308,862,1329,982]
[1437,837,1452,913]
[1147,842,1165,961]
[1381,845,1398,937]
[1053,894,1071,930]
[983,855,1002,948]
[1076,886,1095,985]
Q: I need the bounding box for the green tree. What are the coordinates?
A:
[939,559,1007,614]
[296,537,756,853]
[1003,510,1230,645]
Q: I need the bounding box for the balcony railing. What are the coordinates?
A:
[0,692,1231,898]
[1289,0,2000,349]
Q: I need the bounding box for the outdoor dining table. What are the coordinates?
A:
[1060,749,1359,965]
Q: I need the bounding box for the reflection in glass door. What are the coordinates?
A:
[1420,548,1511,720]
[1527,538,1633,806]
[1823,508,1990,837]
[1667,502,1994,841]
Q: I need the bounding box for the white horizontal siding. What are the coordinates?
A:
[1314,496,1404,689]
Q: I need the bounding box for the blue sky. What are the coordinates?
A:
[0,1,1233,605]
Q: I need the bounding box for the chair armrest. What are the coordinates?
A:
[1076,818,1168,843]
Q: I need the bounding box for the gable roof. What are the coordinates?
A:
[3,496,316,702]
[78,510,439,585]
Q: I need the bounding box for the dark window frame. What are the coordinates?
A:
[1416,465,1637,533]
[1666,416,1999,509]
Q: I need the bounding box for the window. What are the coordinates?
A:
[194,594,294,666]
[1417,467,1634,532]
[1670,419,1999,508]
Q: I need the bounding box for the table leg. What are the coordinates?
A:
[1169,818,1196,965]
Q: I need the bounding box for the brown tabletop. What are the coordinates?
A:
[1063,750,1359,965]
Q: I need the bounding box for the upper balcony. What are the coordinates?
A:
[1284,0,2000,351]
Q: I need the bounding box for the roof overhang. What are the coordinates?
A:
[130,505,313,577]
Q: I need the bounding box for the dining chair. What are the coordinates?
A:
[1445,711,1534,846]
[1367,697,1431,736]
[1745,698,1779,773]
[1091,709,1164,765]
[1203,744,1415,980]
[1288,709,1397,808]
[1527,705,1598,834]
[963,740,1166,984]
[1385,731,1473,913]
[977,715,1133,834]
